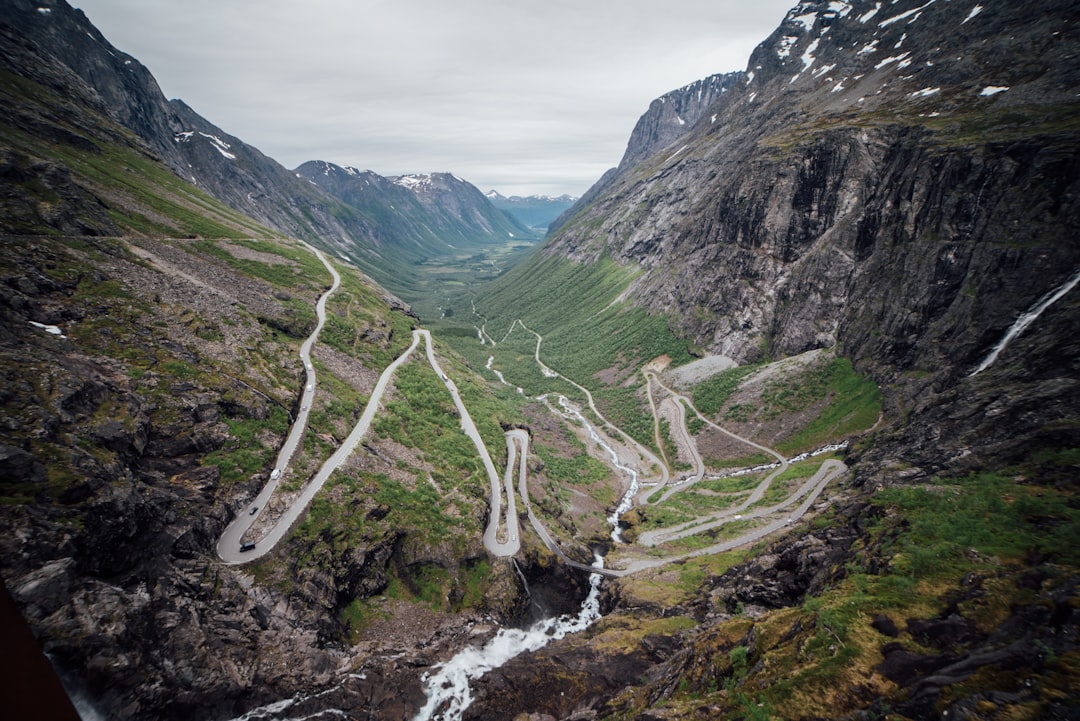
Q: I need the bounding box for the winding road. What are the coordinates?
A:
[218,258,847,574]
[218,321,520,563]
[478,315,848,576]
[217,245,340,563]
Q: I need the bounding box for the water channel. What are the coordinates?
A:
[411,388,640,720]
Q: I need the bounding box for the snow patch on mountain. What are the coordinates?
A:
[198,132,235,160]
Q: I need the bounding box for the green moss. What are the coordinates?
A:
[691,364,762,416]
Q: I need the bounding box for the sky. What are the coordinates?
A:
[73,0,797,197]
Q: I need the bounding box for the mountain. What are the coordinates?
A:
[481,0,1080,475]
[485,190,578,230]
[2,0,1079,719]
[1,0,390,255]
[1,0,530,303]
[296,162,534,261]
[462,1,1080,716]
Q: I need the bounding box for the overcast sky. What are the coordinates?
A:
[73,0,795,197]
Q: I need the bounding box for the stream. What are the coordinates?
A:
[554,396,640,543]
[411,391,641,720]
[411,558,604,721]
[970,267,1080,376]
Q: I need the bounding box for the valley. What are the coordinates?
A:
[1,0,1079,720]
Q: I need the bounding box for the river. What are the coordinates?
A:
[410,391,643,720]
[411,558,604,721]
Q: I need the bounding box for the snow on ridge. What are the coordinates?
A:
[393,173,433,191]
[859,2,882,22]
[979,85,1009,96]
[827,1,852,17]
[910,87,940,97]
[961,5,983,24]
[37,7,52,14]
[790,11,819,32]
[879,0,936,28]
[874,51,912,70]
[777,35,799,59]
[173,130,194,143]
[801,37,821,72]
[198,131,235,160]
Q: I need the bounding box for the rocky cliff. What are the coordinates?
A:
[457,2,1080,717]
[541,0,1080,475]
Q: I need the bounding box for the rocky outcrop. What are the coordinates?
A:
[0,235,467,720]
[541,0,1080,475]
[617,72,743,173]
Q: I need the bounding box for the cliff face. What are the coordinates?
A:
[617,72,744,172]
[543,0,1080,473]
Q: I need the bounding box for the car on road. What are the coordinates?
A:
[270,468,281,480]
[240,542,256,552]
[249,505,258,515]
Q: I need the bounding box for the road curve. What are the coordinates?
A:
[509,429,620,577]
[637,370,705,504]
[635,381,789,546]
[218,327,421,564]
[609,459,847,576]
[420,331,519,557]
[504,319,668,488]
[217,247,340,563]
[219,326,520,563]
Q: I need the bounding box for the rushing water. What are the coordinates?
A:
[406,362,634,720]
[412,559,604,721]
[554,396,640,542]
[970,268,1080,376]
[485,355,523,394]
[408,344,669,719]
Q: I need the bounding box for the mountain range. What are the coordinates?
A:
[1,0,533,303]
[1,0,1078,720]
[484,190,578,230]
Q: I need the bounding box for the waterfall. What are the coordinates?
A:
[410,395,636,720]
[412,558,604,721]
[970,268,1080,376]
[555,396,640,542]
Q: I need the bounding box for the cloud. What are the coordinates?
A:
[74,0,795,195]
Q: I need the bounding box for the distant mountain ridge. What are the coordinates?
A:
[295,161,534,271]
[0,0,526,303]
[484,191,578,230]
